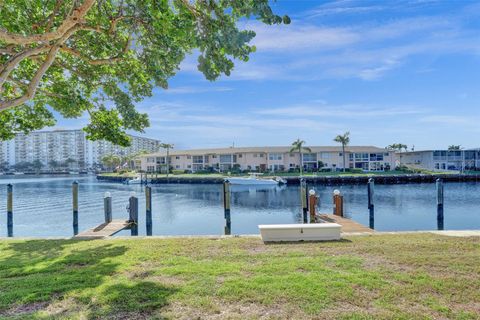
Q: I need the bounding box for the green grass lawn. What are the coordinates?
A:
[0,234,479,319]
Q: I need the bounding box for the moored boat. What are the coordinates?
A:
[226,173,287,186]
[124,176,142,185]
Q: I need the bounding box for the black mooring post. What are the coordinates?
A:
[128,192,139,236]
[223,181,231,235]
[367,178,375,229]
[104,192,112,223]
[436,179,444,230]
[146,186,153,236]
[300,178,308,223]
[7,184,13,237]
[72,181,79,235]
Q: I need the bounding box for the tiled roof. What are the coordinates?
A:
[142,146,389,157]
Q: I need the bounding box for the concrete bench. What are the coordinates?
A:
[258,223,341,242]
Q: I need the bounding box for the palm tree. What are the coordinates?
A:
[289,139,311,176]
[125,150,150,170]
[448,145,461,151]
[387,143,408,167]
[333,132,350,172]
[160,143,174,177]
[32,159,43,174]
[65,158,77,170]
[48,160,59,172]
[0,161,9,172]
[101,154,121,172]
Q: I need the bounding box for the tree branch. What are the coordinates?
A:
[0,25,82,110]
[0,0,96,45]
[0,46,60,110]
[0,46,51,91]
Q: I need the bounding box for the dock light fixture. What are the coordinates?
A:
[309,189,316,196]
[104,192,111,198]
[333,189,341,195]
[130,191,136,197]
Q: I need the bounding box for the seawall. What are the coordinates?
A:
[97,174,480,185]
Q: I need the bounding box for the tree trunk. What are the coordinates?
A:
[299,151,303,176]
[342,144,346,172]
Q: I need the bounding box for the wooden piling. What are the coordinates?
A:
[146,186,153,236]
[128,193,139,236]
[72,181,79,235]
[368,178,375,229]
[104,192,112,223]
[300,178,308,223]
[333,190,344,217]
[308,189,318,223]
[436,179,444,230]
[223,181,231,235]
[7,184,13,237]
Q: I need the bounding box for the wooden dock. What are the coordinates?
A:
[74,220,132,239]
[318,214,373,233]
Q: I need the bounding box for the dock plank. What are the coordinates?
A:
[74,220,132,239]
[318,214,373,233]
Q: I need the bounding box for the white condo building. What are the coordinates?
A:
[0,130,161,170]
[138,146,397,173]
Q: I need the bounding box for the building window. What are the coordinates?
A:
[220,154,233,163]
[238,154,243,158]
[187,165,191,168]
[212,155,217,158]
[260,153,264,157]
[290,153,295,157]
[192,156,203,163]
[303,153,317,162]
[176,165,180,169]
[175,156,180,160]
[147,157,155,163]
[187,155,191,159]
[268,153,282,160]
[354,153,369,161]
[370,153,384,161]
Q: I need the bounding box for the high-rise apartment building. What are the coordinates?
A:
[0,130,161,170]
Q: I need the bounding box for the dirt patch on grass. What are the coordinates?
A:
[359,253,416,273]
[0,301,49,317]
[146,274,186,286]
[161,301,302,320]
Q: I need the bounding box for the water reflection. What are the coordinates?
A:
[1,175,480,237]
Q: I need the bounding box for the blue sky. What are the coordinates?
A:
[57,0,480,150]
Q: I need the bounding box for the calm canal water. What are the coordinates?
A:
[0,175,479,237]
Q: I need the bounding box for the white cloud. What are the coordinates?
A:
[419,115,477,125]
[164,86,232,94]
[255,104,426,118]
[250,22,358,52]
[357,59,401,80]
[233,9,480,81]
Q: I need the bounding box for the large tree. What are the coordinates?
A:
[387,143,408,167]
[0,0,289,145]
